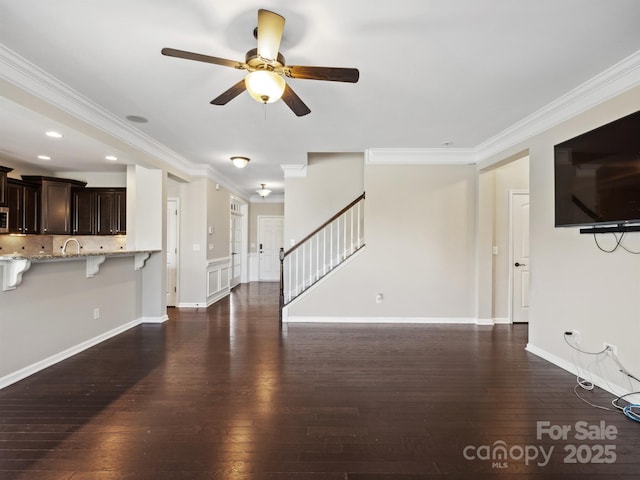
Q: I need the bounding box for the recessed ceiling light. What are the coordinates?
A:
[45,131,63,138]
[126,115,148,124]
[37,155,51,161]
[105,155,118,161]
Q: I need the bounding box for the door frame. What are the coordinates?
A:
[257,215,284,282]
[508,190,529,324]
[166,197,180,307]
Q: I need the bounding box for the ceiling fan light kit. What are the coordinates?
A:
[245,71,286,104]
[162,9,359,116]
[231,156,250,168]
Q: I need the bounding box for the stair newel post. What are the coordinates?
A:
[279,247,285,325]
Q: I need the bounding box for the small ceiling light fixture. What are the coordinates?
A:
[231,156,250,168]
[105,155,118,161]
[45,131,63,138]
[37,155,51,161]
[256,183,272,198]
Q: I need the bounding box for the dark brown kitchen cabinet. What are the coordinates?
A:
[21,176,87,234]
[0,166,12,206]
[115,189,126,234]
[7,179,40,234]
[72,189,95,235]
[71,188,126,235]
[96,189,126,235]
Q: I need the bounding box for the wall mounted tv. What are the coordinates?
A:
[554,109,640,232]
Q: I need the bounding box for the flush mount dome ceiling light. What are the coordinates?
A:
[231,156,250,168]
[256,183,271,198]
[161,9,359,116]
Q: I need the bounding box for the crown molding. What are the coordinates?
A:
[281,164,308,178]
[0,44,194,176]
[475,49,640,167]
[366,148,476,165]
[188,164,249,201]
[365,50,640,168]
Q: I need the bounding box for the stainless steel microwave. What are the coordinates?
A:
[0,206,8,233]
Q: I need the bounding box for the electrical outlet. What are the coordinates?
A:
[604,342,618,356]
[376,293,383,304]
[93,308,100,320]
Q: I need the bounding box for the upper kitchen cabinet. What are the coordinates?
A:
[72,188,126,235]
[7,179,40,234]
[22,176,87,234]
[0,166,13,206]
[96,188,126,235]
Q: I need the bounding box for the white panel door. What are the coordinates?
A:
[258,216,284,281]
[166,199,178,307]
[230,213,242,288]
[511,193,530,323]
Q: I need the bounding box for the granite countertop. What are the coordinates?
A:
[0,250,158,261]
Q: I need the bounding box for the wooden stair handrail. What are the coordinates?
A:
[283,193,365,258]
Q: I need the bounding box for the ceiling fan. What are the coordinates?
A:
[161,9,359,117]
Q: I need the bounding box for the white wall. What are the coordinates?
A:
[177,178,207,306]
[483,85,640,396]
[288,162,477,320]
[285,152,364,247]
[0,257,140,386]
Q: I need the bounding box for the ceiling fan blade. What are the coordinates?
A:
[281,84,311,117]
[257,9,285,62]
[285,65,360,83]
[210,80,247,105]
[161,47,246,70]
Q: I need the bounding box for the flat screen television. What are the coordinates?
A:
[554,109,640,229]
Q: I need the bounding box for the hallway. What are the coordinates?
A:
[0,283,638,479]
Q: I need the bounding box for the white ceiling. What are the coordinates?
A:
[1,0,640,198]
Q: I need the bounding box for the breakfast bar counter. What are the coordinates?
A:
[0,250,158,291]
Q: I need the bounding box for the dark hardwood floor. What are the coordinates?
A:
[1,282,638,479]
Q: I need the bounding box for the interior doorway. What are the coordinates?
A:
[166,198,179,307]
[258,215,284,281]
[230,212,242,289]
[510,191,530,323]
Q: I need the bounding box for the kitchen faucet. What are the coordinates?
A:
[61,238,81,255]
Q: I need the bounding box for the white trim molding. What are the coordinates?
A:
[206,256,231,306]
[281,164,308,178]
[0,318,142,390]
[476,49,640,168]
[283,316,478,324]
[526,343,640,405]
[141,315,169,324]
[364,50,640,168]
[0,44,194,177]
[366,148,476,165]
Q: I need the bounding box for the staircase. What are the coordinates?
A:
[279,193,365,321]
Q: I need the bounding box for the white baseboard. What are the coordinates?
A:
[207,288,230,306]
[476,318,494,326]
[493,317,511,324]
[284,316,478,324]
[0,318,142,390]
[526,343,640,404]
[141,315,169,324]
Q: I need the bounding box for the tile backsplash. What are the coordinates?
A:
[0,235,127,255]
